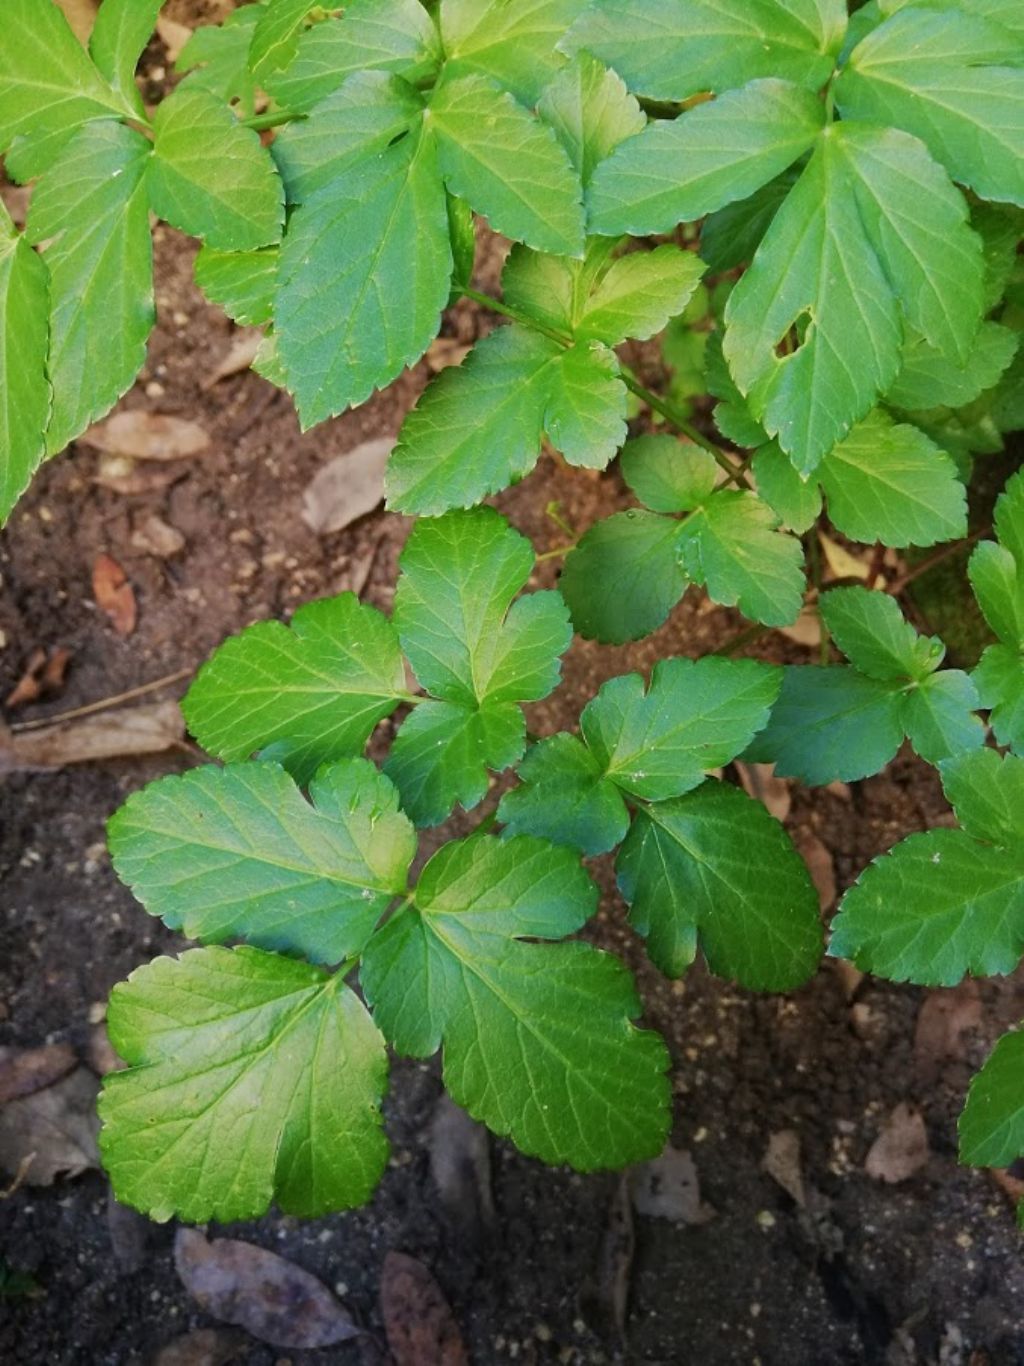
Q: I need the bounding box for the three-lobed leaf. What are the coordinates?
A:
[362,834,671,1169]
[108,759,416,965]
[99,945,389,1222]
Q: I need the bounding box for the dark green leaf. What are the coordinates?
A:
[560,510,689,643]
[498,733,630,855]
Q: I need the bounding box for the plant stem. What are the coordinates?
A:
[888,525,991,596]
[619,374,751,489]
[535,544,575,562]
[242,109,306,132]
[9,667,194,733]
[805,529,831,666]
[459,286,572,347]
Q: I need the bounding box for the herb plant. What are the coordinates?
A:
[1,0,1022,1224]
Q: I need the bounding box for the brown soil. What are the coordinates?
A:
[3,127,1024,1366]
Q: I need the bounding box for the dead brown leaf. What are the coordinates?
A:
[596,1176,634,1342]
[914,982,983,1081]
[202,329,264,388]
[93,453,186,496]
[0,700,184,771]
[380,1251,467,1366]
[762,1129,806,1208]
[131,514,186,559]
[425,337,472,373]
[734,761,791,822]
[155,14,193,61]
[793,829,837,910]
[82,411,210,461]
[55,0,98,43]
[629,1147,714,1225]
[429,1095,495,1245]
[820,532,871,582]
[0,1067,100,1187]
[93,553,137,635]
[174,1229,359,1350]
[0,1044,77,1105]
[6,645,72,709]
[302,438,394,535]
[865,1104,930,1184]
[152,1328,246,1366]
[777,605,822,649]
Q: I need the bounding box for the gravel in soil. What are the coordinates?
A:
[3,220,1024,1366]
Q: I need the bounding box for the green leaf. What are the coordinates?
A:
[582,656,781,801]
[272,71,425,204]
[576,247,705,345]
[745,666,906,783]
[429,74,584,257]
[724,131,903,474]
[819,585,943,682]
[837,6,1024,207]
[561,0,844,102]
[817,411,967,549]
[886,323,1019,412]
[700,170,798,272]
[498,734,630,856]
[706,332,772,449]
[751,443,822,534]
[975,645,1024,753]
[394,507,571,708]
[265,0,442,113]
[182,593,405,784]
[0,206,51,525]
[678,491,805,626]
[836,123,985,364]
[441,0,589,105]
[829,751,1024,985]
[560,510,689,643]
[109,759,416,964]
[99,945,388,1221]
[249,0,320,80]
[545,342,627,469]
[386,326,562,514]
[902,670,985,765]
[0,0,129,180]
[275,128,452,427]
[960,1030,1024,1169]
[536,52,645,188]
[147,85,284,250]
[588,79,825,237]
[193,245,278,327]
[620,435,718,513]
[616,780,822,986]
[362,834,670,1168]
[89,0,163,116]
[385,698,525,827]
[176,8,261,106]
[27,121,153,457]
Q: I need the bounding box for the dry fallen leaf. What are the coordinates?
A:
[630,1146,714,1225]
[156,14,193,61]
[302,437,394,535]
[55,0,98,43]
[777,605,822,648]
[820,532,871,582]
[6,646,72,709]
[0,1067,100,1187]
[174,1229,360,1350]
[93,453,186,496]
[865,1104,930,1184]
[597,1176,635,1342]
[0,1044,77,1105]
[82,411,210,461]
[93,553,137,635]
[734,761,791,822]
[380,1251,467,1366]
[914,982,983,1081]
[762,1129,806,1208]
[429,1095,495,1245]
[131,513,186,558]
[202,329,264,388]
[831,958,865,1001]
[152,1328,246,1366]
[425,336,472,373]
[793,829,837,910]
[0,700,184,771]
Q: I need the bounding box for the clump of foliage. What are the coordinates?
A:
[1,0,1022,1225]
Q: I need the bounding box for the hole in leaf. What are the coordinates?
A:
[774,309,813,360]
